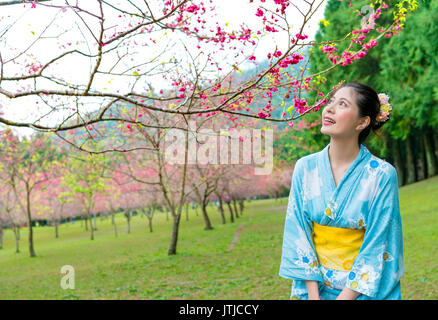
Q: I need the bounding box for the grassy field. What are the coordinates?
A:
[0,175,437,300]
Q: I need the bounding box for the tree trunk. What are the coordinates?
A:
[217,195,226,224]
[239,199,244,215]
[391,138,404,186]
[126,211,131,234]
[168,213,181,255]
[416,132,426,181]
[14,226,20,253]
[201,204,214,230]
[227,202,235,223]
[26,187,36,257]
[232,199,239,218]
[404,135,416,184]
[147,216,153,233]
[423,129,438,178]
[167,117,190,256]
[433,131,438,162]
[93,213,97,231]
[55,219,59,239]
[84,216,88,231]
[111,211,118,237]
[185,203,189,221]
[89,214,94,240]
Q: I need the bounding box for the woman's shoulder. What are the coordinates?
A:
[365,152,398,182]
[292,151,321,177]
[295,149,322,168]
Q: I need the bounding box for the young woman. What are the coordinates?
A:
[279,82,404,300]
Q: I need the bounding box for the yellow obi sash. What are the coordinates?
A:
[312,222,365,272]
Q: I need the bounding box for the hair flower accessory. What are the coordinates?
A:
[376,93,392,122]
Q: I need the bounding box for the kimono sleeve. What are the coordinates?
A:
[279,158,323,283]
[346,166,404,299]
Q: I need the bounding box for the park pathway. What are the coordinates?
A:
[226,224,244,252]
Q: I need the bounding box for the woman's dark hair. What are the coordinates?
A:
[331,82,389,145]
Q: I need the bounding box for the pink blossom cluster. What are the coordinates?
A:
[321,44,338,54]
[273,0,290,15]
[26,63,43,74]
[295,33,308,40]
[257,100,274,119]
[244,91,253,104]
[293,98,308,114]
[265,25,278,33]
[186,4,201,14]
[362,39,378,51]
[162,1,254,50]
[254,2,290,33]
[313,98,328,113]
[320,2,396,67]
[278,54,304,68]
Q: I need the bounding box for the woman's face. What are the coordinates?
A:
[320,86,369,139]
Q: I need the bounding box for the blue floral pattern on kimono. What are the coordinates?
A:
[279,143,404,300]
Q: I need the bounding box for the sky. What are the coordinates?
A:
[0,0,328,136]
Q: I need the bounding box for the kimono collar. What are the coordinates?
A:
[319,142,372,221]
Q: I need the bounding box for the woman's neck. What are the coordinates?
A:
[328,139,360,169]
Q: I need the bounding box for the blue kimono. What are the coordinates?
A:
[279,143,404,300]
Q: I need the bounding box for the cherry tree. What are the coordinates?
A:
[187,164,222,230]
[136,185,165,234]
[98,179,123,237]
[0,129,56,257]
[0,182,25,252]
[61,152,109,240]
[34,173,70,238]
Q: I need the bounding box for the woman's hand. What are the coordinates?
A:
[305,280,321,300]
[336,287,360,300]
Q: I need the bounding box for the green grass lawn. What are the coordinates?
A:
[0,175,437,299]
